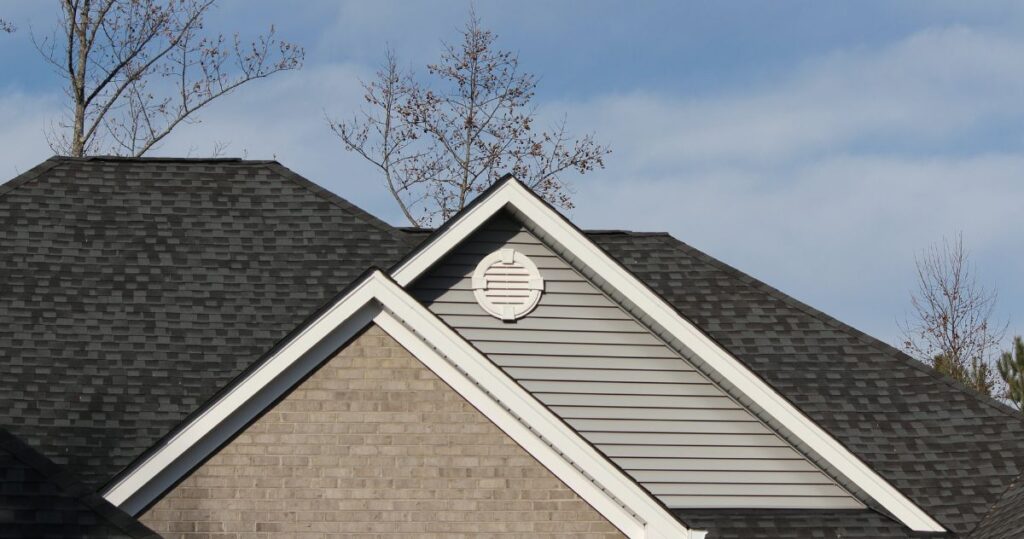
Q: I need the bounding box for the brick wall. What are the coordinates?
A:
[142,324,624,538]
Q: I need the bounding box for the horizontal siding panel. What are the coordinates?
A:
[418,277,597,295]
[473,341,678,358]
[521,380,722,396]
[431,303,632,319]
[551,406,749,421]
[613,458,818,472]
[491,356,691,371]
[659,496,864,510]
[443,253,573,270]
[426,266,582,281]
[647,482,849,497]
[597,445,804,459]
[506,368,701,383]
[627,470,834,484]
[455,241,558,257]
[438,314,648,333]
[457,328,665,346]
[566,419,769,435]
[582,432,786,447]
[459,230,536,243]
[536,393,740,409]
[418,290,615,307]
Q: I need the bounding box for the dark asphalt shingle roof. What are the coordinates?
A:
[0,428,156,538]
[0,156,413,489]
[2,160,1023,537]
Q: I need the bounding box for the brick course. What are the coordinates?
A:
[142,324,624,538]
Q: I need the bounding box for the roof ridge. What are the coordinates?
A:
[0,156,65,200]
[50,155,272,163]
[971,467,1024,536]
[260,162,414,245]
[654,233,1024,423]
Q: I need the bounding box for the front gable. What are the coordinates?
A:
[410,211,862,510]
[142,324,624,537]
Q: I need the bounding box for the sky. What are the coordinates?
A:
[1,1,1022,351]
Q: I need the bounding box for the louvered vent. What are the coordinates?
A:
[472,248,545,321]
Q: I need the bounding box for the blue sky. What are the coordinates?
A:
[1,1,1022,351]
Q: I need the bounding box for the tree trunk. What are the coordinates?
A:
[70,2,90,157]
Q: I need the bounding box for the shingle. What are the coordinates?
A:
[972,471,1024,538]
[0,428,157,538]
[0,157,414,489]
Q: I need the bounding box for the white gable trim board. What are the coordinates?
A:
[390,177,946,533]
[101,271,703,539]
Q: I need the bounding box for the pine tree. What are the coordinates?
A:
[997,336,1024,412]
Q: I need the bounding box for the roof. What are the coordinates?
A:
[0,428,156,538]
[972,471,1024,538]
[2,157,1022,536]
[0,156,414,489]
[588,230,1024,536]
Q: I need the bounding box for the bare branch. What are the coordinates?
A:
[330,9,608,226]
[899,233,1007,396]
[37,0,304,157]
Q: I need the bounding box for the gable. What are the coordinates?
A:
[411,211,862,510]
[141,324,625,537]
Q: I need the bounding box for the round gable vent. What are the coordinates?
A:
[472,248,545,321]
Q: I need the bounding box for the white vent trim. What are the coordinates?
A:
[471,248,544,321]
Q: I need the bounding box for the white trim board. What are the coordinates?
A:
[102,271,703,539]
[390,178,946,533]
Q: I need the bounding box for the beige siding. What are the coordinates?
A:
[411,212,862,510]
[142,325,624,539]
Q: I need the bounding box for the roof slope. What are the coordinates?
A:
[589,231,1024,535]
[0,157,413,489]
[972,471,1024,538]
[0,428,156,538]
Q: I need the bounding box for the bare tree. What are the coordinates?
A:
[899,233,1007,395]
[34,0,304,157]
[330,9,608,226]
[0,18,15,33]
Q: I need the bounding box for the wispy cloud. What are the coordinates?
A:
[551,26,1024,344]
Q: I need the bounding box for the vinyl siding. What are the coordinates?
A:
[411,212,862,510]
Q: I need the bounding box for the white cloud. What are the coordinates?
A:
[554,26,1024,171]
[546,26,1024,346]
